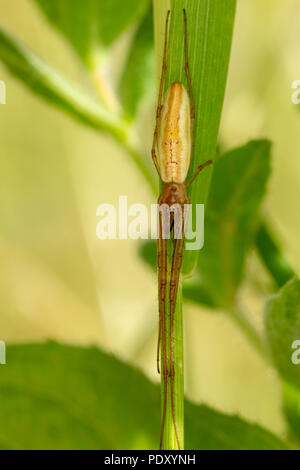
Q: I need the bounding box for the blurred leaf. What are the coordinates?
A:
[119,6,155,120]
[154,0,237,275]
[283,380,300,443]
[0,27,125,139]
[197,140,271,309]
[265,277,300,439]
[184,403,287,451]
[0,26,157,193]
[183,281,216,308]
[0,343,288,450]
[265,277,300,386]
[256,222,295,288]
[139,239,156,271]
[33,0,150,65]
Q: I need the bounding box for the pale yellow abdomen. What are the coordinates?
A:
[157,82,191,183]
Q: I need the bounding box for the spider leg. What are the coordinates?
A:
[158,209,168,450]
[169,213,185,450]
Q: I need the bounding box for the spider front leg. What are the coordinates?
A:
[183,9,195,144]
[186,160,213,188]
[152,10,170,177]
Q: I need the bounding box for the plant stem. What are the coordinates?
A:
[161,279,184,450]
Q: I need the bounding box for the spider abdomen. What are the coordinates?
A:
[157,82,191,184]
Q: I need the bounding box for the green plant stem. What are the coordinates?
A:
[161,279,184,450]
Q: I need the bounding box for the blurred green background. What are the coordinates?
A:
[0,0,300,442]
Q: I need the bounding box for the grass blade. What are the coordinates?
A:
[154,0,237,276]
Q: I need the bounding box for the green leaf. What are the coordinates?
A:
[265,278,300,440]
[182,280,216,308]
[265,277,300,386]
[33,0,150,65]
[138,239,156,272]
[283,380,300,443]
[0,343,288,450]
[0,27,125,139]
[184,403,287,451]
[256,222,295,288]
[119,6,155,120]
[197,140,271,309]
[154,0,237,275]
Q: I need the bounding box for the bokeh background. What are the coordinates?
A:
[1,0,300,440]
